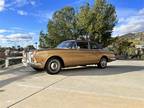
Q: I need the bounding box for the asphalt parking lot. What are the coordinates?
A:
[0,60,144,108]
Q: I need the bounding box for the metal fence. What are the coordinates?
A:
[0,50,24,68]
[0,56,23,68]
[0,58,5,68]
[0,50,34,69]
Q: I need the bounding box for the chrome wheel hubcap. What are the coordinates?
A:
[50,62,58,70]
[101,59,107,67]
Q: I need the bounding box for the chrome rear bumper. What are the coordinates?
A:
[108,57,116,62]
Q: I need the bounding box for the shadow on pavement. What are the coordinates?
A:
[60,65,144,76]
[0,66,26,76]
[0,65,144,88]
[0,67,40,88]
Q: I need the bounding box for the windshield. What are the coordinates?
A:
[57,41,76,49]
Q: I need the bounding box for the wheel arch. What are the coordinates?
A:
[101,55,108,62]
[45,56,65,69]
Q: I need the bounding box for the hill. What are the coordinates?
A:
[119,32,144,45]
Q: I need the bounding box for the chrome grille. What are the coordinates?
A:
[27,52,32,63]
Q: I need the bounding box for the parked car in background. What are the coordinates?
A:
[22,40,116,74]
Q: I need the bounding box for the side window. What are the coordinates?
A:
[77,42,89,49]
[70,42,77,49]
[90,42,98,49]
[57,41,76,49]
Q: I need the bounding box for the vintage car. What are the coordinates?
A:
[22,40,116,74]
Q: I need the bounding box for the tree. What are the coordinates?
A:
[24,45,35,52]
[88,0,117,46]
[17,45,23,51]
[77,0,117,47]
[111,37,134,55]
[77,3,91,39]
[41,0,117,48]
[39,31,48,48]
[48,7,77,47]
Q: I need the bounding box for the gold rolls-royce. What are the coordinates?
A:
[23,40,116,74]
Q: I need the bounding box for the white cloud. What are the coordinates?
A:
[6,0,36,8]
[139,8,144,15]
[29,0,36,6]
[4,0,36,15]
[14,0,28,7]
[0,34,5,39]
[32,11,54,23]
[0,33,34,41]
[0,33,34,47]
[0,28,22,34]
[17,10,28,16]
[10,27,23,31]
[0,0,5,12]
[0,27,37,47]
[113,8,144,36]
[5,0,27,8]
[0,29,9,33]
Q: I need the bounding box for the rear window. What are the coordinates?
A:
[90,42,98,49]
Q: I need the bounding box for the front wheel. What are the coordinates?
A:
[97,57,107,69]
[45,58,61,75]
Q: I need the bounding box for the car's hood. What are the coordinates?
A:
[36,48,66,51]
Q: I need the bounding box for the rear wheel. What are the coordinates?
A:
[45,58,61,75]
[97,57,107,69]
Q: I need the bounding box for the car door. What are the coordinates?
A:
[89,42,102,63]
[56,40,87,66]
[73,41,96,65]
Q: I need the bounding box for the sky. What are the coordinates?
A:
[0,0,144,47]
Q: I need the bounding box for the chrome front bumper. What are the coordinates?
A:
[22,52,44,68]
[22,52,32,66]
